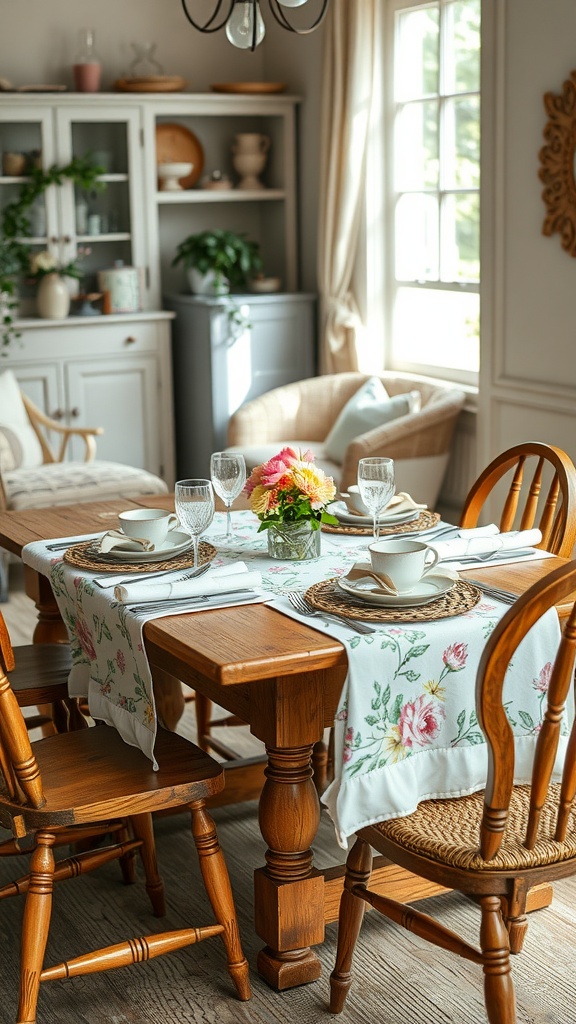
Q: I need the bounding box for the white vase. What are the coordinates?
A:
[187,268,230,296]
[232,133,270,190]
[36,273,71,319]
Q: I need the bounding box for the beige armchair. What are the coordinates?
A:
[226,372,466,508]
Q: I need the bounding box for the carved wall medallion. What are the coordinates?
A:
[539,70,576,255]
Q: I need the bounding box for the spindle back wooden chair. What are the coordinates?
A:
[330,559,576,1024]
[0,612,250,1023]
[460,442,576,557]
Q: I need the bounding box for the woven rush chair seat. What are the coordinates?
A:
[374,784,576,872]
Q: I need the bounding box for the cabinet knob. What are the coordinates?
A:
[125,335,137,345]
[50,236,58,245]
[70,407,80,419]
[62,234,71,244]
[51,408,64,421]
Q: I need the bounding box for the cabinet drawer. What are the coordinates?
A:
[12,318,166,361]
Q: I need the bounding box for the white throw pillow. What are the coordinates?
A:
[0,370,44,468]
[323,377,422,464]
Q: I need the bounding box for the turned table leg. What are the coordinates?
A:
[254,743,325,990]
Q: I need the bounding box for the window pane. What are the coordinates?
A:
[393,287,480,372]
[395,7,439,101]
[395,101,439,190]
[442,95,480,189]
[444,0,481,94]
[441,192,479,282]
[395,194,439,280]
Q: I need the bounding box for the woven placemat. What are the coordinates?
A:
[321,509,440,537]
[304,577,481,623]
[63,540,217,574]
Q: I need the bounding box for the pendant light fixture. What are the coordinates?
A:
[181,0,329,51]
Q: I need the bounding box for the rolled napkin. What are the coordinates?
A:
[98,531,155,554]
[429,527,542,563]
[343,562,399,595]
[114,561,262,604]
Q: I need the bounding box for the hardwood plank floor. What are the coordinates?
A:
[1,565,576,1023]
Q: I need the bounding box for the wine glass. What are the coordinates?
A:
[174,478,215,568]
[210,452,246,542]
[357,457,395,542]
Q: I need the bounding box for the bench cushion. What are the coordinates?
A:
[3,460,168,511]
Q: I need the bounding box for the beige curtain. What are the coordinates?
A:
[317,0,378,374]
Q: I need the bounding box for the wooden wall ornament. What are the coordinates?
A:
[539,70,576,256]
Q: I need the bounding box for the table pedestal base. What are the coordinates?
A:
[257,946,322,990]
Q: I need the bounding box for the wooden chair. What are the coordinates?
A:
[0,613,251,1023]
[460,442,576,558]
[329,559,576,1024]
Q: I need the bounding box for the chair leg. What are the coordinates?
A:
[129,813,165,917]
[194,694,212,751]
[190,800,251,1001]
[17,831,56,1024]
[329,837,373,1013]
[117,821,138,885]
[480,895,517,1024]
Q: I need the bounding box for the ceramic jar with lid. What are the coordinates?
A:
[97,260,140,313]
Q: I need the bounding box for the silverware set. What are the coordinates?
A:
[100,562,211,589]
[464,579,518,605]
[127,588,254,614]
[288,592,375,635]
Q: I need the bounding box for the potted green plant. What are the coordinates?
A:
[172,229,263,296]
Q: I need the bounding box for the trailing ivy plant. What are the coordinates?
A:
[0,154,105,351]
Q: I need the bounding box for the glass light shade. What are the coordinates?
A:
[277,0,310,6]
[226,1,266,48]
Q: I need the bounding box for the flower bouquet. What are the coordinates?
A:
[28,246,91,283]
[245,447,338,560]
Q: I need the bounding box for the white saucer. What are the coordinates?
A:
[327,501,419,527]
[90,529,194,563]
[337,573,455,608]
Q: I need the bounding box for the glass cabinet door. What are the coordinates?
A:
[54,104,146,300]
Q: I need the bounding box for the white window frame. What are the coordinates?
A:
[368,0,480,388]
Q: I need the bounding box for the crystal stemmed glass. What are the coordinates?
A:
[174,478,215,568]
[357,457,396,543]
[210,452,246,542]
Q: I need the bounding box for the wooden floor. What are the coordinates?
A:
[2,564,576,1023]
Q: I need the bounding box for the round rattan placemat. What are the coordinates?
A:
[304,577,481,623]
[321,509,440,537]
[63,540,217,574]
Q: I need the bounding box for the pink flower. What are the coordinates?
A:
[443,642,468,672]
[398,695,445,749]
[116,649,126,674]
[343,725,354,762]
[533,662,552,694]
[76,617,97,661]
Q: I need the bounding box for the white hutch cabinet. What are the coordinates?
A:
[0,92,311,485]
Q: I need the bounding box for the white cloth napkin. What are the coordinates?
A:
[114,561,262,604]
[98,531,154,553]
[429,527,542,562]
[340,489,427,517]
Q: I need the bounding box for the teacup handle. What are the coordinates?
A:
[422,547,440,576]
[167,514,179,532]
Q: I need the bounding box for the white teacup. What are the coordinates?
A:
[118,508,179,548]
[368,538,439,593]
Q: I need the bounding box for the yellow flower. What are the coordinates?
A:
[424,680,446,701]
[249,483,278,516]
[290,465,336,508]
[382,725,408,763]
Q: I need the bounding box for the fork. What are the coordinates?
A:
[288,593,376,634]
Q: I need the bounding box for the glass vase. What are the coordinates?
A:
[266,520,321,561]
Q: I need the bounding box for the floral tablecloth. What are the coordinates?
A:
[22,511,565,847]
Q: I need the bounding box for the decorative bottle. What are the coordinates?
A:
[73,29,101,93]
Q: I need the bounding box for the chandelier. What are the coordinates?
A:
[181,0,329,51]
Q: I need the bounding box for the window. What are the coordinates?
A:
[385,0,481,384]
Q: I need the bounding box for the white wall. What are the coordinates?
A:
[0,0,325,292]
[479,0,576,474]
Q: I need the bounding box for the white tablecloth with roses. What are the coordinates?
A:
[22,510,565,848]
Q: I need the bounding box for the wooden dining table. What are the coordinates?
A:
[1,494,573,992]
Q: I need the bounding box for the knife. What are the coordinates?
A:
[126,588,256,613]
[440,548,536,565]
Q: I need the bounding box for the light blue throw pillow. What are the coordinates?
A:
[323,377,421,464]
